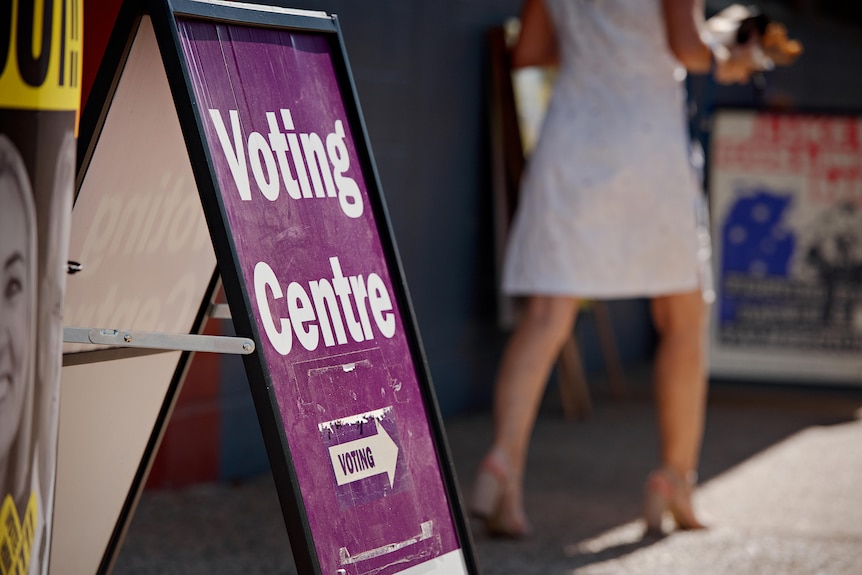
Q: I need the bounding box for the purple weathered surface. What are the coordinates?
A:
[177,17,464,575]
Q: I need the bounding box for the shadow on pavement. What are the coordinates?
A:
[112,364,862,574]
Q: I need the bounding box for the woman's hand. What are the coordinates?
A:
[712,36,763,85]
[663,0,765,85]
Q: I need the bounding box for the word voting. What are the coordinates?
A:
[209,108,364,218]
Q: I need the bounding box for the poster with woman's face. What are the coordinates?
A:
[0,133,40,572]
[0,1,82,572]
[0,139,35,471]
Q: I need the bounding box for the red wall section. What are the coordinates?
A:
[82,0,124,109]
[146,318,222,489]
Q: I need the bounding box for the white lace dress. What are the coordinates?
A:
[502,0,704,298]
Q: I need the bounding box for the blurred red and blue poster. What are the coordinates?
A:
[709,109,862,383]
[172,8,470,575]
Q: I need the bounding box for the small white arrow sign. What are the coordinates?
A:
[329,422,399,488]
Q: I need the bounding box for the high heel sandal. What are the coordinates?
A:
[469,450,532,538]
[643,468,706,534]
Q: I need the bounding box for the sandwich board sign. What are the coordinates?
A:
[61,0,479,573]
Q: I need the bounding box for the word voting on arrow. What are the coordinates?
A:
[329,422,399,488]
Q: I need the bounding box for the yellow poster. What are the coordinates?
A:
[0,0,84,112]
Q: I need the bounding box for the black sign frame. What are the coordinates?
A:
[145,0,480,573]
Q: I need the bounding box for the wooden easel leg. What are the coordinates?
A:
[556,333,592,421]
[593,301,627,401]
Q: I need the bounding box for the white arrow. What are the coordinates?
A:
[329,422,399,488]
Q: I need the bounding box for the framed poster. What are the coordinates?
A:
[709,109,862,383]
[148,1,478,573]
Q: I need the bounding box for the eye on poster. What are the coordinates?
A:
[709,109,862,383]
[149,1,477,573]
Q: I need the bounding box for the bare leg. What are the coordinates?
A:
[471,295,578,536]
[493,295,579,473]
[644,290,708,531]
[650,290,708,476]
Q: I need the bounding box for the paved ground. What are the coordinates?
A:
[112,366,862,574]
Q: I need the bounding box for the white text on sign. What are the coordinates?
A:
[208,108,363,218]
[254,256,396,355]
[328,422,399,488]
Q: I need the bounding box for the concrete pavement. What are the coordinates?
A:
[112,366,862,574]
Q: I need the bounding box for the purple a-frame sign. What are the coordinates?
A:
[148,1,478,574]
